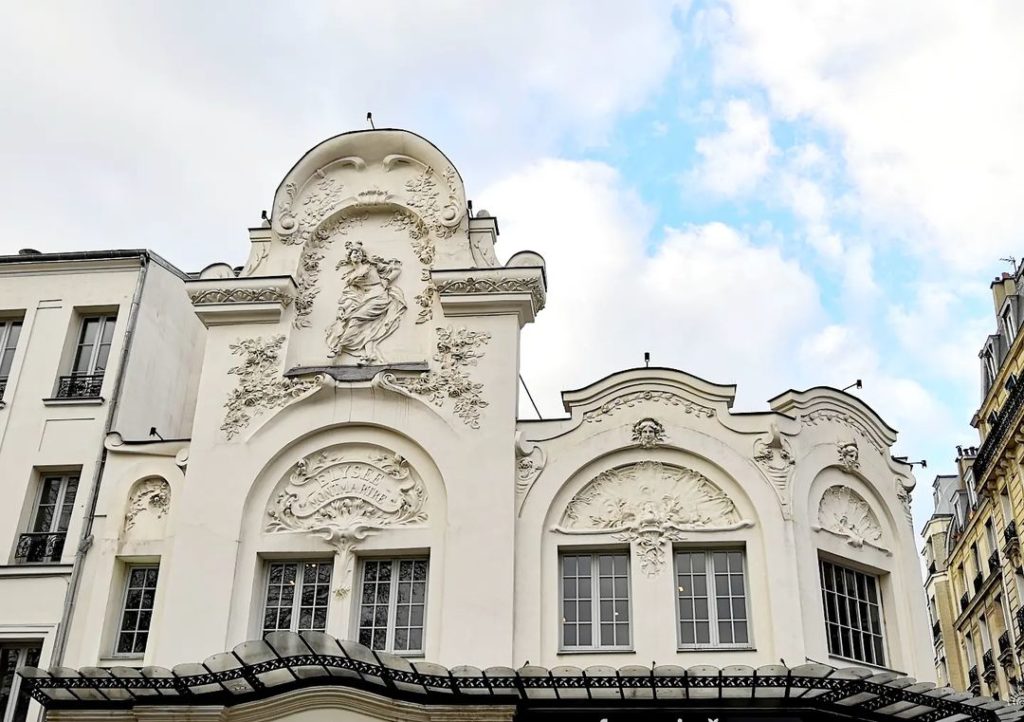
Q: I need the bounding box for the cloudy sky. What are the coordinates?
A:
[3,1,1023,532]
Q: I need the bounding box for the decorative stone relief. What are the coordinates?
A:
[582,391,715,424]
[189,288,293,306]
[266,448,427,548]
[801,409,883,454]
[515,434,546,498]
[375,326,491,428]
[324,241,407,363]
[895,478,913,525]
[222,336,320,439]
[631,418,666,448]
[752,423,796,511]
[814,485,888,554]
[293,213,365,328]
[434,276,546,312]
[553,461,753,575]
[124,479,170,533]
[837,440,860,471]
[414,270,437,324]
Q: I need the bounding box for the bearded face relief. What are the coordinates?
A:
[325,240,407,364]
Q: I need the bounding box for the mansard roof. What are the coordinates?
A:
[19,632,1020,722]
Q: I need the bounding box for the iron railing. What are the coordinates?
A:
[974,373,1024,487]
[54,374,104,399]
[14,532,66,563]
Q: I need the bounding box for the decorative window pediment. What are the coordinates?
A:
[552,461,752,575]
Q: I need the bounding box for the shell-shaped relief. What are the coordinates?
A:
[813,485,889,555]
[552,461,753,576]
[123,478,171,536]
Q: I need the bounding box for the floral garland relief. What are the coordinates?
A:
[221,336,319,439]
[376,326,491,428]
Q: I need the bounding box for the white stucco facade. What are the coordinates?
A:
[2,129,938,722]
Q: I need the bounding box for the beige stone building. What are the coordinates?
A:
[923,267,1024,704]
[3,129,1017,722]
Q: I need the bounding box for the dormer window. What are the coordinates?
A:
[1002,300,1018,344]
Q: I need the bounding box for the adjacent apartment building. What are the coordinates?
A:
[0,250,204,722]
[4,129,1018,722]
[923,269,1024,703]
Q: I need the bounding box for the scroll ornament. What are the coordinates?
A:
[553,461,752,575]
[266,449,427,550]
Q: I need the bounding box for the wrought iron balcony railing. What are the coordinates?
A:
[54,374,103,399]
[14,532,66,563]
[999,631,1014,665]
[989,549,1001,573]
[974,371,1024,487]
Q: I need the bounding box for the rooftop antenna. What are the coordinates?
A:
[644,351,651,368]
[841,379,863,392]
[366,112,375,130]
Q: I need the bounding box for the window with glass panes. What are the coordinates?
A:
[675,549,749,648]
[819,559,885,665]
[72,315,116,376]
[262,561,332,636]
[560,552,631,650]
[31,474,78,537]
[357,558,428,654]
[116,566,159,655]
[1,644,41,722]
[0,319,22,398]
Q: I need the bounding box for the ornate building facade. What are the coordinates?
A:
[923,269,1024,703]
[3,130,1016,722]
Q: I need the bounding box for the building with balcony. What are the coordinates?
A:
[0,249,205,722]
[923,267,1024,703]
[6,130,1020,722]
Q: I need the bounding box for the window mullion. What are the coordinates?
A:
[386,560,400,653]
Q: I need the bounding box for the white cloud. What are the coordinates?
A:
[0,1,685,267]
[480,158,823,415]
[693,99,777,195]
[707,0,1024,271]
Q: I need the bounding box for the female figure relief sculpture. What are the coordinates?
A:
[325,240,407,364]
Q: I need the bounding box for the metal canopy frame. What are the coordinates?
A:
[18,632,1024,722]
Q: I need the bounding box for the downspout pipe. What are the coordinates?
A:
[49,253,150,666]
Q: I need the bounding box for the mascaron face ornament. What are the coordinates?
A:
[632,418,666,449]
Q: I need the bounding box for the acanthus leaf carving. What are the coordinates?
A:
[553,461,753,575]
[583,390,715,424]
[189,287,293,306]
[124,478,171,533]
[374,326,490,428]
[814,485,889,554]
[324,240,406,363]
[221,336,320,439]
[434,276,546,312]
[265,448,427,551]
